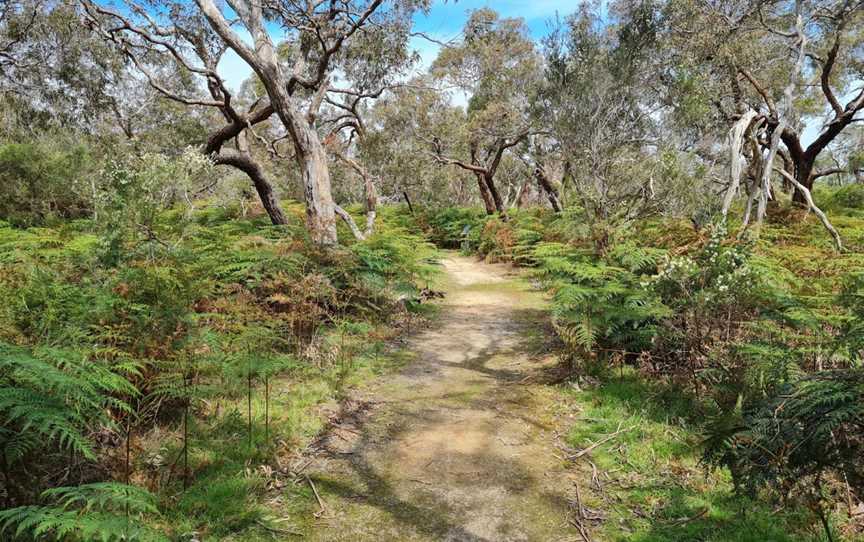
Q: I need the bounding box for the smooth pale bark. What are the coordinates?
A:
[263,76,338,244]
[738,12,864,208]
[334,205,366,240]
[332,150,378,240]
[514,177,532,208]
[195,0,339,245]
[755,10,803,228]
[776,168,842,250]
[294,130,338,245]
[363,175,377,236]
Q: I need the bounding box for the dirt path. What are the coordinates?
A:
[305,254,577,541]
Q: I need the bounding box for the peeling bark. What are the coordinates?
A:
[724,110,759,218]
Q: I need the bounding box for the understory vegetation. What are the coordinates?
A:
[423,195,864,541]
[3,0,864,539]
[0,183,435,540]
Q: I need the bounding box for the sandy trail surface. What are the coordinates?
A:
[306,254,577,541]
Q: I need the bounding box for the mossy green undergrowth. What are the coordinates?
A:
[564,372,828,542]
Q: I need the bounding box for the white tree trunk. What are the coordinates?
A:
[723,109,758,218]
[195,0,339,245]
[296,131,338,245]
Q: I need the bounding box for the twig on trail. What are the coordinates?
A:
[569,517,593,542]
[336,424,361,435]
[588,460,603,493]
[844,473,854,515]
[571,424,635,459]
[570,484,593,542]
[256,519,303,536]
[574,480,586,520]
[290,457,315,478]
[306,476,330,518]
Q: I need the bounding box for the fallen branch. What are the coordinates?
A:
[569,517,593,542]
[306,476,329,518]
[666,506,708,526]
[256,519,303,536]
[571,424,635,459]
[334,204,366,241]
[290,457,315,478]
[774,168,842,251]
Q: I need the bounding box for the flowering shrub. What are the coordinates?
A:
[651,223,757,309]
[643,223,785,386]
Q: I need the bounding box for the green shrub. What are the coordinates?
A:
[648,224,787,379]
[708,272,864,506]
[0,343,138,501]
[0,483,164,542]
[350,227,437,310]
[838,272,864,358]
[831,183,864,209]
[0,198,438,540]
[0,141,95,226]
[422,207,485,248]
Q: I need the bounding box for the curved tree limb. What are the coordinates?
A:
[333,204,366,241]
[212,147,288,225]
[775,168,842,250]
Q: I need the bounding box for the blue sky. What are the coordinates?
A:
[213,0,842,145]
[217,0,576,91]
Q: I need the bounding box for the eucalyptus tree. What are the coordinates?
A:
[0,0,40,79]
[360,78,472,209]
[0,0,176,137]
[429,8,543,215]
[318,18,422,238]
[0,0,210,224]
[81,0,427,244]
[664,0,864,206]
[520,139,563,212]
[541,1,685,237]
